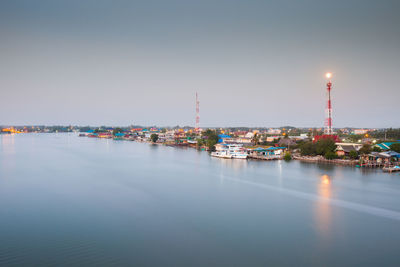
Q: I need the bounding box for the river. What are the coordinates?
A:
[1,133,399,266]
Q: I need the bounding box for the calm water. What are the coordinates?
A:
[1,133,400,266]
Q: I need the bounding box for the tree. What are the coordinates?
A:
[196,138,204,149]
[113,128,123,136]
[390,143,400,153]
[300,141,316,156]
[372,146,382,152]
[347,134,364,143]
[324,151,338,160]
[206,139,217,151]
[369,128,400,140]
[349,150,358,159]
[150,133,159,143]
[359,144,372,155]
[203,129,218,139]
[202,129,219,151]
[252,133,260,145]
[79,126,92,132]
[315,138,337,155]
[283,152,292,161]
[187,132,197,138]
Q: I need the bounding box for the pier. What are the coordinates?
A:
[248,155,282,160]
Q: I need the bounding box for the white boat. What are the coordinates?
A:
[231,153,248,159]
[227,144,248,159]
[211,151,233,158]
[212,144,248,159]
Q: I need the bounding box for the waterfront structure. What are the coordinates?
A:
[375,142,400,151]
[383,165,400,172]
[360,151,400,168]
[335,143,363,156]
[247,147,285,160]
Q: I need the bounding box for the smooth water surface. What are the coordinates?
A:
[1,133,400,266]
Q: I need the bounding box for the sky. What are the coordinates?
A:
[0,0,399,128]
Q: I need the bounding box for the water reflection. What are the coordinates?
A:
[1,134,16,154]
[315,174,332,239]
[277,160,283,186]
[321,174,330,185]
[0,134,17,172]
[299,161,336,172]
[215,158,248,171]
[216,158,249,184]
[105,138,111,151]
[149,144,159,150]
[316,164,335,172]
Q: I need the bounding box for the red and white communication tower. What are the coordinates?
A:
[324,72,333,135]
[195,92,200,131]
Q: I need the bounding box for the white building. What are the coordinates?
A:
[267,128,282,135]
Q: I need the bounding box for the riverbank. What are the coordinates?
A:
[78,133,400,173]
[293,155,359,166]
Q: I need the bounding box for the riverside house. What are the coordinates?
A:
[335,143,363,157]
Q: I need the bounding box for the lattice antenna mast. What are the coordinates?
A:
[324,73,333,135]
[195,92,200,131]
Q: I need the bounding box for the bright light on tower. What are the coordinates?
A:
[326,72,332,79]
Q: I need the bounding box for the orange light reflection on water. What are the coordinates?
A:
[0,134,16,172]
[322,174,330,185]
[315,174,332,239]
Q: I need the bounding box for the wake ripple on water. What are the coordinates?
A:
[221,175,400,222]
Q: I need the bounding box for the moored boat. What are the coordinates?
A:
[226,144,248,159]
[383,166,400,173]
[212,144,248,159]
[211,151,233,159]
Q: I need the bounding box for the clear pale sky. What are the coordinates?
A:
[1,0,399,128]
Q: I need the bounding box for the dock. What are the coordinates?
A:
[248,155,282,160]
[382,166,400,173]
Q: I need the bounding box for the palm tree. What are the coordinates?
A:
[252,133,259,145]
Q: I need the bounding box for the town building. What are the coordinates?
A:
[375,142,400,151]
[353,129,369,135]
[335,143,363,156]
